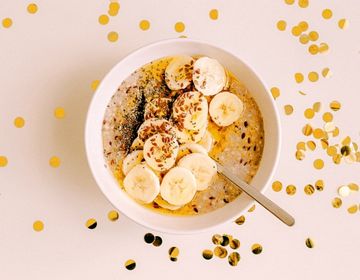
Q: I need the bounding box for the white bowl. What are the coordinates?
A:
[85,38,281,235]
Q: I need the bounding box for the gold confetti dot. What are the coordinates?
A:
[304,184,315,195]
[27,4,38,14]
[153,236,162,247]
[108,31,118,42]
[308,44,319,55]
[333,126,340,137]
[297,142,306,151]
[286,185,296,195]
[340,135,351,146]
[92,80,100,90]
[313,128,324,139]
[283,105,293,115]
[305,238,316,248]
[308,71,319,82]
[86,218,97,229]
[298,0,309,8]
[322,112,333,122]
[125,259,136,270]
[292,26,302,36]
[315,180,324,191]
[319,43,329,55]
[347,203,358,214]
[299,34,309,44]
[298,21,309,32]
[302,124,314,136]
[314,159,324,169]
[270,87,280,100]
[99,15,109,25]
[333,153,343,164]
[306,141,316,151]
[285,0,295,4]
[338,19,349,30]
[345,153,356,164]
[33,221,44,232]
[175,22,185,33]
[294,73,304,83]
[228,252,240,266]
[139,20,150,30]
[313,102,323,113]
[330,101,341,111]
[108,10,118,16]
[214,246,227,258]
[221,235,230,247]
[309,31,319,41]
[235,215,245,225]
[109,2,120,11]
[230,239,240,250]
[209,9,218,20]
[169,247,179,258]
[272,181,283,192]
[340,146,351,156]
[212,234,223,245]
[108,210,119,221]
[0,156,8,167]
[202,250,213,260]
[2,18,12,28]
[54,107,66,119]
[49,156,60,168]
[321,67,333,78]
[248,205,255,212]
[295,150,306,160]
[144,233,155,244]
[349,183,359,194]
[332,197,342,208]
[14,117,25,128]
[252,244,263,254]
[277,20,287,31]
[322,9,332,19]
[318,139,329,150]
[338,185,350,197]
[304,108,315,119]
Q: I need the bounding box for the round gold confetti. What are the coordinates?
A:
[347,203,358,214]
[306,141,316,151]
[298,21,309,32]
[299,34,310,44]
[285,0,295,4]
[313,102,323,113]
[313,159,324,169]
[108,31,118,42]
[302,124,313,136]
[330,101,341,111]
[228,252,240,266]
[309,31,319,41]
[2,18,12,28]
[91,80,100,90]
[322,112,333,122]
[277,20,287,31]
[252,244,263,254]
[272,181,283,192]
[27,4,38,14]
[139,20,150,31]
[322,9,332,19]
[318,139,329,150]
[214,246,227,258]
[308,71,319,82]
[248,205,255,212]
[270,87,280,99]
[294,73,304,83]
[153,236,162,247]
[298,0,309,8]
[345,153,356,164]
[295,150,305,161]
[322,67,333,78]
[86,218,97,229]
[313,128,324,139]
[332,197,342,208]
[235,215,245,225]
[144,233,155,244]
[349,183,359,194]
[341,135,351,146]
[212,234,223,245]
[108,10,118,16]
[125,259,136,270]
[108,210,119,221]
[202,250,213,260]
[315,180,324,191]
[169,247,179,258]
[49,156,60,168]
[109,2,120,11]
[333,126,340,137]
[304,108,315,119]
[341,146,351,156]
[338,19,349,30]
[33,221,44,232]
[305,238,316,248]
[221,236,230,247]
[338,185,350,197]
[209,9,218,20]
[292,26,302,37]
[14,117,25,128]
[324,122,336,133]
[0,156,8,167]
[308,44,319,55]
[304,184,315,195]
[286,185,296,195]
[297,142,306,151]
[319,43,329,55]
[175,22,185,33]
[54,107,66,119]
[352,142,358,151]
[230,239,240,250]
[333,153,343,164]
[283,105,293,115]
[99,15,109,25]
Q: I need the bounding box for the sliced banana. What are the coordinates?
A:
[123,164,160,204]
[193,57,226,96]
[209,91,243,126]
[137,118,177,144]
[130,136,143,151]
[143,132,179,171]
[177,143,207,161]
[140,162,163,181]
[160,166,197,206]
[165,55,195,90]
[144,98,173,120]
[197,129,214,152]
[177,153,217,191]
[122,150,144,176]
[175,124,207,144]
[172,91,208,130]
[154,195,183,210]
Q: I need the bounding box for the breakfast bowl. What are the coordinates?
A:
[85,38,281,235]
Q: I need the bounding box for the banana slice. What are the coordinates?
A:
[154,195,183,210]
[160,166,197,206]
[172,91,208,130]
[123,164,160,204]
[177,153,217,191]
[143,133,179,171]
[137,118,177,143]
[197,130,214,152]
[140,162,163,181]
[165,55,195,90]
[177,143,207,161]
[122,150,144,175]
[144,98,173,120]
[209,91,244,127]
[175,124,207,144]
[130,136,143,151]
[193,57,226,96]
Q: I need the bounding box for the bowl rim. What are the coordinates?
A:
[85,38,281,234]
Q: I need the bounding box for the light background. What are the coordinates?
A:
[1,0,360,279]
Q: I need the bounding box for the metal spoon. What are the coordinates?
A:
[215,162,295,227]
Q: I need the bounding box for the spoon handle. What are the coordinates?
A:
[215,162,295,227]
